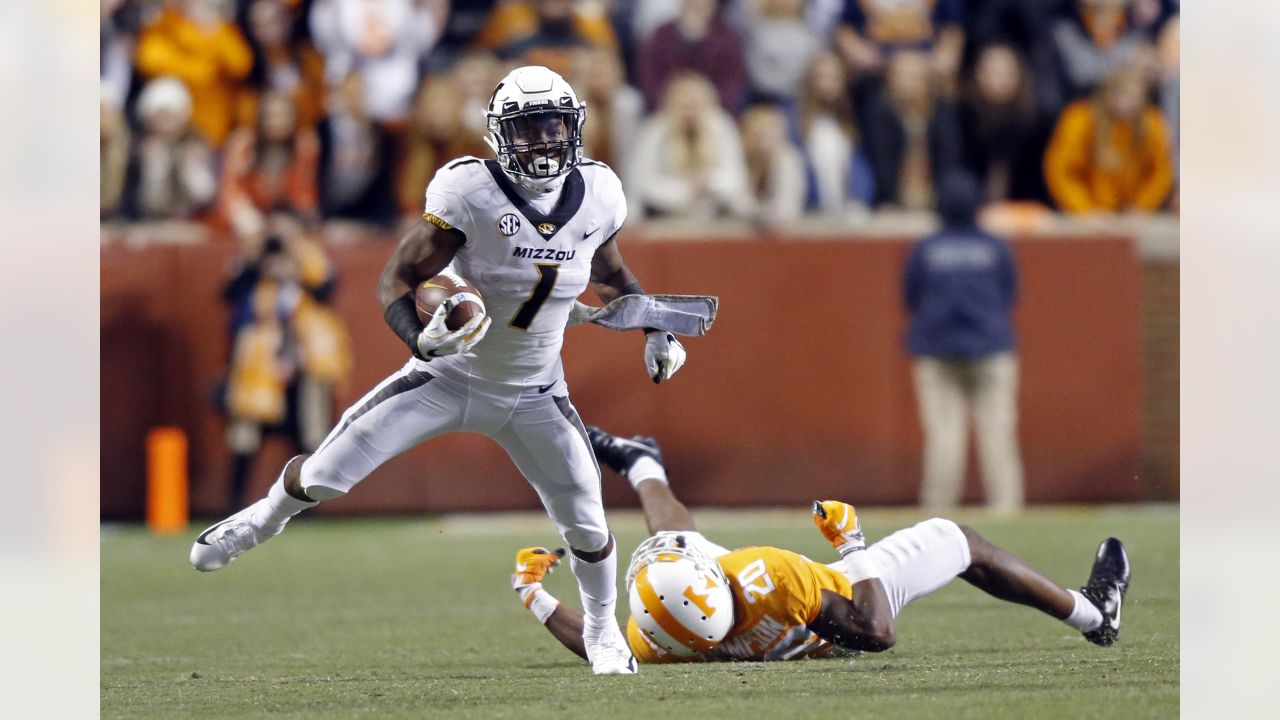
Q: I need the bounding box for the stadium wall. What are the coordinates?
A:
[101,232,1172,519]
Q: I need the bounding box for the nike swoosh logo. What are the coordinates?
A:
[537,381,557,393]
[610,437,653,454]
[583,228,600,242]
[195,519,233,545]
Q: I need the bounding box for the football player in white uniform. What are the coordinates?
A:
[510,426,1131,664]
[190,66,689,675]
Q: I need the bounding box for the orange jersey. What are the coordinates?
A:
[627,547,853,663]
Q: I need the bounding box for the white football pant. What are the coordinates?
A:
[687,519,971,619]
[856,518,973,617]
[299,357,608,552]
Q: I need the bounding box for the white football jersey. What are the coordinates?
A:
[422,157,627,383]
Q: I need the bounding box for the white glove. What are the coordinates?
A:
[416,295,490,358]
[567,299,600,327]
[644,330,686,384]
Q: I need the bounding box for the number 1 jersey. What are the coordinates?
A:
[422,157,627,384]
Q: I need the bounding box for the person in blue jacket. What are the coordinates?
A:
[904,171,1024,513]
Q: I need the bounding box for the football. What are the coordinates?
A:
[415,271,485,331]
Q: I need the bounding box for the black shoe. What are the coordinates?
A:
[586,425,664,476]
[1080,537,1131,647]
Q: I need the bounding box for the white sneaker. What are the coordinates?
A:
[583,620,638,675]
[189,500,286,572]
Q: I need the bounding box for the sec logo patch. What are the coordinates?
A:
[498,213,521,236]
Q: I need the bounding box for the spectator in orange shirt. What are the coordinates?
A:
[476,0,618,53]
[135,0,254,147]
[1043,66,1173,214]
[218,91,320,237]
[491,0,618,79]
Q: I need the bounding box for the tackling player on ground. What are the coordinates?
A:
[190,66,690,675]
[511,427,1130,663]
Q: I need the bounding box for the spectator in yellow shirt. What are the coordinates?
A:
[1043,66,1173,213]
[135,0,254,148]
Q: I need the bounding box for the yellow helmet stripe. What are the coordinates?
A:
[633,566,718,653]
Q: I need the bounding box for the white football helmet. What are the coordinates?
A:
[625,532,734,657]
[484,65,586,194]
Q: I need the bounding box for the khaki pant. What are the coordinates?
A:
[913,352,1024,513]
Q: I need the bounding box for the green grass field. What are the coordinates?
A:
[102,505,1178,719]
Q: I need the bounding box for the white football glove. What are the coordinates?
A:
[644,330,686,384]
[416,294,490,358]
[567,299,600,327]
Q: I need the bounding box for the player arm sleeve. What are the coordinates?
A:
[383,296,423,351]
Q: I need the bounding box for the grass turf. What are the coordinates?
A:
[102,505,1177,719]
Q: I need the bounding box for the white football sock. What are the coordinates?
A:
[570,539,619,626]
[1063,589,1103,632]
[252,471,317,530]
[626,456,667,489]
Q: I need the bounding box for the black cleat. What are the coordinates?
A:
[586,425,664,476]
[1080,537,1131,647]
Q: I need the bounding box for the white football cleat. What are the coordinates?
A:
[189,500,286,572]
[583,620,638,675]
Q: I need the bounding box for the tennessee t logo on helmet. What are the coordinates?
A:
[625,532,734,657]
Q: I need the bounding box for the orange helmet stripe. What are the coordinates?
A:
[633,566,719,653]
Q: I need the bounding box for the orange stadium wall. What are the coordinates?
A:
[101,234,1154,519]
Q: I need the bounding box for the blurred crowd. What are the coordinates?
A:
[101,0,1180,236]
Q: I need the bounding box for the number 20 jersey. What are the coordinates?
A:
[422,157,627,384]
[627,546,855,663]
